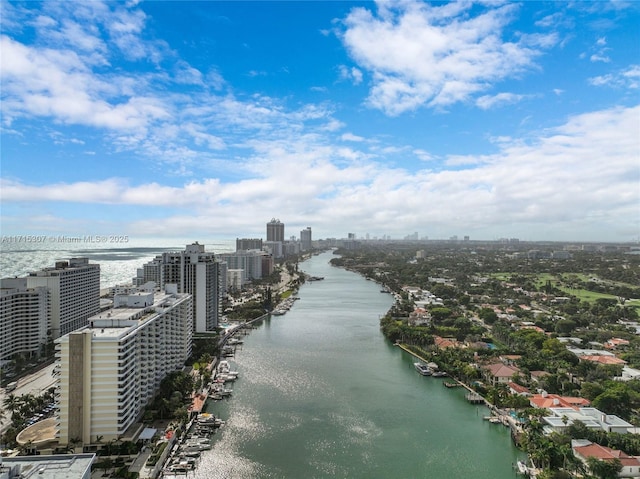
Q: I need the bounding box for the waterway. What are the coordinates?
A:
[197,251,523,478]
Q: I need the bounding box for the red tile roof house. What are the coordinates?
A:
[572,439,640,478]
[508,382,531,396]
[580,355,627,366]
[482,363,520,386]
[530,393,590,410]
[434,336,459,349]
[605,338,631,350]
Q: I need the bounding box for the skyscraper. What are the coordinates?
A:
[236,238,263,251]
[300,227,312,251]
[0,278,49,362]
[56,286,192,446]
[139,243,222,332]
[266,218,285,242]
[25,258,100,339]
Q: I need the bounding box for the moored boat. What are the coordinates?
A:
[414,362,432,376]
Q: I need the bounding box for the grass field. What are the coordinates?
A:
[489,272,640,309]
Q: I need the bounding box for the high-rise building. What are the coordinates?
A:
[55,286,192,446]
[218,250,265,281]
[236,238,263,251]
[266,218,285,242]
[0,278,50,362]
[300,227,312,251]
[25,258,100,339]
[138,243,222,332]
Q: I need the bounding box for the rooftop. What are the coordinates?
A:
[1,454,95,479]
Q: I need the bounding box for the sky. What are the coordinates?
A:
[1,0,639,243]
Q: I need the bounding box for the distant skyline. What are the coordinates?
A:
[1,1,638,242]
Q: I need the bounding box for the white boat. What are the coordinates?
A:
[414,362,432,376]
[517,460,528,475]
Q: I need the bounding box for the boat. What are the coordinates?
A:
[432,371,448,377]
[414,362,432,376]
[516,460,528,475]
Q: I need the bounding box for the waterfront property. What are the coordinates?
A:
[542,407,634,434]
[23,258,100,339]
[572,440,640,478]
[55,285,192,447]
[1,258,100,365]
[136,243,224,332]
[0,278,49,364]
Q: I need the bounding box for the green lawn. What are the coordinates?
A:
[490,272,638,307]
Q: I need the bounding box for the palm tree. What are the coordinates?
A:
[3,394,20,416]
[586,456,622,479]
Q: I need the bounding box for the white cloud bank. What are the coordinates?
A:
[2,104,638,241]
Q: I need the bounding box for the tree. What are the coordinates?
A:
[3,394,20,416]
[478,308,498,325]
[586,456,622,479]
[100,457,113,475]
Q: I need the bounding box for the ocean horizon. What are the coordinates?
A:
[0,237,236,288]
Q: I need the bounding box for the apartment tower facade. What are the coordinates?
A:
[25,258,100,339]
[55,287,192,446]
[139,243,222,332]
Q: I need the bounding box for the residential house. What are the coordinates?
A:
[482,362,520,386]
[508,382,531,396]
[572,440,640,478]
[434,336,459,349]
[605,338,631,350]
[530,393,590,410]
[543,407,633,435]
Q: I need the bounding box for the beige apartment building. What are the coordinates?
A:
[55,286,192,446]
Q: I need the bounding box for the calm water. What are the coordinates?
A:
[199,251,523,478]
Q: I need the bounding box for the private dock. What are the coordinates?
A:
[465,392,484,404]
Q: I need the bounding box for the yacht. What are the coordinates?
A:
[414,362,432,376]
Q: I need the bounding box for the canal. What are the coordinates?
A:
[196,251,523,478]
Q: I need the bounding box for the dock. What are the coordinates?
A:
[465,392,484,404]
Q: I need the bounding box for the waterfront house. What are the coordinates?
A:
[482,362,520,386]
[572,440,640,478]
[543,407,633,435]
[507,382,531,396]
[530,393,590,409]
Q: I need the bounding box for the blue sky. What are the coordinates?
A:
[1,0,638,242]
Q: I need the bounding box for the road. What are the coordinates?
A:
[0,363,57,435]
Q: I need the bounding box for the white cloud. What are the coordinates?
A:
[337,65,363,85]
[337,1,556,115]
[341,132,365,142]
[589,65,640,89]
[0,35,170,130]
[3,104,638,241]
[590,53,611,63]
[476,92,526,110]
